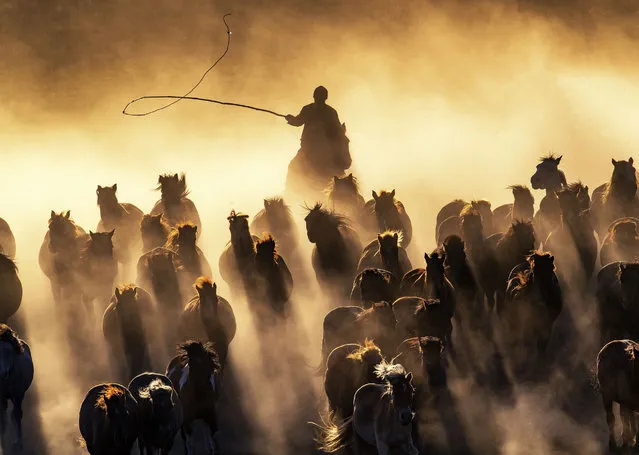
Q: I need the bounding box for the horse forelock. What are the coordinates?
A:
[374,360,406,382]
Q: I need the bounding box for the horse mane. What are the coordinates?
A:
[373,359,407,382]
[0,253,17,273]
[378,229,404,248]
[305,202,350,229]
[0,324,23,353]
[165,222,197,250]
[539,153,559,163]
[346,338,382,361]
[264,197,293,216]
[138,378,173,400]
[497,220,535,249]
[177,340,221,373]
[94,384,125,412]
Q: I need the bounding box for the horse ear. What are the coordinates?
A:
[212,282,217,295]
[174,173,179,179]
[424,252,429,261]
[348,173,353,179]
[390,189,396,198]
[108,229,115,238]
[372,191,378,200]
[89,231,95,236]
[555,155,562,165]
[393,233,398,241]
[377,234,382,243]
[630,157,634,165]
[112,184,117,191]
[612,158,618,166]
[406,372,413,383]
[333,176,339,183]
[115,287,121,298]
[549,255,555,262]
[193,225,198,233]
[65,210,71,219]
[50,210,55,218]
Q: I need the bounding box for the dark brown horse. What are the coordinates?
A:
[128,372,183,455]
[396,336,447,398]
[102,285,155,380]
[437,200,494,247]
[305,203,362,302]
[350,268,399,308]
[96,184,144,275]
[325,173,367,222]
[597,262,639,347]
[180,277,236,366]
[323,340,385,419]
[0,218,16,259]
[165,223,212,288]
[530,154,567,247]
[599,218,639,267]
[79,230,119,322]
[140,213,171,253]
[151,173,202,235]
[392,297,453,351]
[253,235,294,319]
[0,254,21,323]
[218,210,260,297]
[38,210,88,305]
[492,185,535,234]
[365,190,414,247]
[79,383,139,455]
[357,230,412,279]
[166,341,221,454]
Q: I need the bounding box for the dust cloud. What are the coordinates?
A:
[1,0,638,453]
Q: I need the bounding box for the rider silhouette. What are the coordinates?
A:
[285,86,342,146]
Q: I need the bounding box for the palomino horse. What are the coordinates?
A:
[316,360,418,455]
[0,324,33,451]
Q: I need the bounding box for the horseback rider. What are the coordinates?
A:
[285,86,343,148]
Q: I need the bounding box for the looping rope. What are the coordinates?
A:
[122,13,286,118]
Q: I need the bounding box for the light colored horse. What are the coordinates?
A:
[316,361,418,455]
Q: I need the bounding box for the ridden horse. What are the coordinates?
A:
[324,340,385,419]
[38,210,88,306]
[316,360,418,455]
[305,203,362,303]
[167,341,221,454]
[128,372,183,455]
[96,184,144,276]
[0,218,15,259]
[0,254,22,323]
[78,383,139,455]
[151,173,202,235]
[180,277,237,366]
[0,324,33,451]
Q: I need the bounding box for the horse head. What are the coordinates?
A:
[386,368,415,426]
[372,190,397,218]
[304,203,347,244]
[418,336,444,367]
[174,223,198,250]
[158,173,188,203]
[87,230,115,257]
[530,154,565,191]
[227,210,250,243]
[359,270,395,304]
[442,235,466,265]
[96,184,118,207]
[609,158,638,201]
[425,252,446,283]
[178,341,220,392]
[509,220,536,254]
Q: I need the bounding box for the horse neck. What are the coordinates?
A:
[99,201,124,223]
[608,179,637,202]
[231,232,255,266]
[513,202,533,221]
[381,249,400,275]
[376,206,402,231]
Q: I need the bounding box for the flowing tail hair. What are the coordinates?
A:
[309,411,353,453]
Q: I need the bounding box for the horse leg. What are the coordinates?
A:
[621,405,635,449]
[204,412,220,454]
[11,396,24,450]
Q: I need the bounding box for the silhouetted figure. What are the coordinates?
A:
[285,86,351,199]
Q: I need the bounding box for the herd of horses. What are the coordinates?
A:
[0,154,639,454]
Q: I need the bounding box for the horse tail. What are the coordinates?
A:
[309,412,353,453]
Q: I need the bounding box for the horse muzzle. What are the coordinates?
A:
[399,410,414,426]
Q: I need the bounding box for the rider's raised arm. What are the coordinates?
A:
[286,105,308,126]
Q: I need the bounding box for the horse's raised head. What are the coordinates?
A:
[509,220,536,252]
[96,184,118,206]
[418,336,444,365]
[619,263,639,310]
[531,154,566,191]
[158,172,188,202]
[612,220,639,244]
[304,202,347,244]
